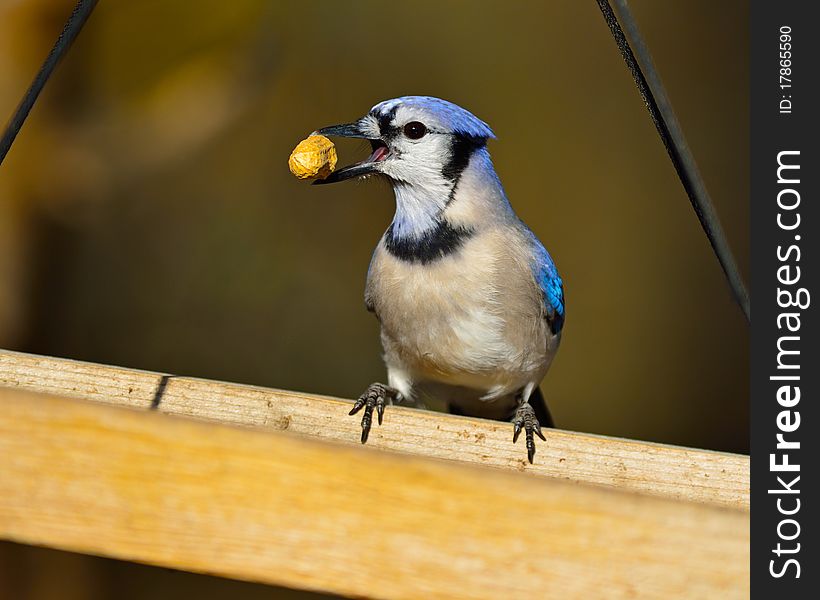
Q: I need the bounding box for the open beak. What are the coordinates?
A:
[312,121,389,184]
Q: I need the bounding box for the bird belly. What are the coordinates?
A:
[367,241,554,404]
[387,303,521,387]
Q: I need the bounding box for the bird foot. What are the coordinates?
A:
[512,403,546,464]
[349,383,402,443]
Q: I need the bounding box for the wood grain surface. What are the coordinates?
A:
[0,349,749,509]
[0,388,749,599]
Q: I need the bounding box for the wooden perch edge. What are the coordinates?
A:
[1,387,748,599]
[0,349,748,509]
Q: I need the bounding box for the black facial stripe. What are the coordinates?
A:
[381,125,399,141]
[384,220,474,265]
[442,134,485,182]
[371,105,399,136]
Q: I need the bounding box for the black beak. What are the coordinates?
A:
[315,122,370,139]
[312,121,386,185]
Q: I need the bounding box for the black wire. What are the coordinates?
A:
[596,0,751,324]
[0,0,99,167]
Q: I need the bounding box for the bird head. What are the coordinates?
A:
[314,96,495,190]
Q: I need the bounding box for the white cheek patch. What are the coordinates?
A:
[382,135,455,239]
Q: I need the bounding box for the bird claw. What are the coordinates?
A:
[349,383,400,443]
[512,403,547,464]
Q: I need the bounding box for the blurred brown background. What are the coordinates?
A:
[1,0,748,598]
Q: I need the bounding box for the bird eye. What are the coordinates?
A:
[403,121,427,140]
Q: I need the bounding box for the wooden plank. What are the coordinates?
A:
[0,349,749,509]
[0,389,749,599]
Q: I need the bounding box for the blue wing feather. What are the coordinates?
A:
[528,234,565,335]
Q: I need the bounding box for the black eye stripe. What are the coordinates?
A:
[372,105,399,133]
[369,108,453,138]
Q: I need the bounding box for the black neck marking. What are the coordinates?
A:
[384,220,474,265]
[442,134,485,183]
[442,134,486,207]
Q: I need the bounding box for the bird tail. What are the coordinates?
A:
[447,386,555,428]
[528,386,555,428]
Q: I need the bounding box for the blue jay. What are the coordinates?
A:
[314,96,564,462]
